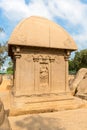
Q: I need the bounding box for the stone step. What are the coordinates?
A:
[10,96,86,116]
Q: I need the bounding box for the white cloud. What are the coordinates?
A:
[0,0,52,21]
[0,0,85,21]
[0,0,29,21]
[49,0,86,25]
[0,0,87,50]
[28,0,53,19]
[73,32,87,50]
[0,31,6,41]
[1,0,86,24]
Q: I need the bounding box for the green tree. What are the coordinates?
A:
[6,61,13,74]
[0,28,8,69]
[0,27,13,74]
[69,49,87,74]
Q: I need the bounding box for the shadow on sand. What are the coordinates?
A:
[15,114,65,130]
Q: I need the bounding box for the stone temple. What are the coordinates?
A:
[8,16,77,114]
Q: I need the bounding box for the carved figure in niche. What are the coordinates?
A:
[40,63,49,88]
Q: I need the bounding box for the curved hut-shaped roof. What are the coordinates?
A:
[8,16,77,52]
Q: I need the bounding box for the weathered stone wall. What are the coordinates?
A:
[14,47,66,96]
[0,99,11,130]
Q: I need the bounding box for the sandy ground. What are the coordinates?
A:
[1,75,87,130]
[9,108,87,130]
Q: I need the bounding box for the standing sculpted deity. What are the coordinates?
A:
[40,63,49,88]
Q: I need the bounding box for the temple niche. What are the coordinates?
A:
[8,16,77,113]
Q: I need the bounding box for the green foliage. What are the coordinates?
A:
[0,27,13,74]
[69,49,87,73]
[0,43,8,68]
[0,27,8,68]
[6,61,13,74]
[6,67,13,74]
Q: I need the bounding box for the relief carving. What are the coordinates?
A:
[24,53,61,66]
[40,63,49,88]
[24,54,59,63]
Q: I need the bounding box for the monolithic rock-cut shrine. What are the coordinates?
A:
[8,16,77,114]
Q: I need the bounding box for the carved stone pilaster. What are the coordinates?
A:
[64,50,70,61]
[12,46,21,96]
[64,56,69,61]
[12,46,21,59]
[64,50,71,92]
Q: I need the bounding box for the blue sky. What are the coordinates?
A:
[0,0,87,51]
